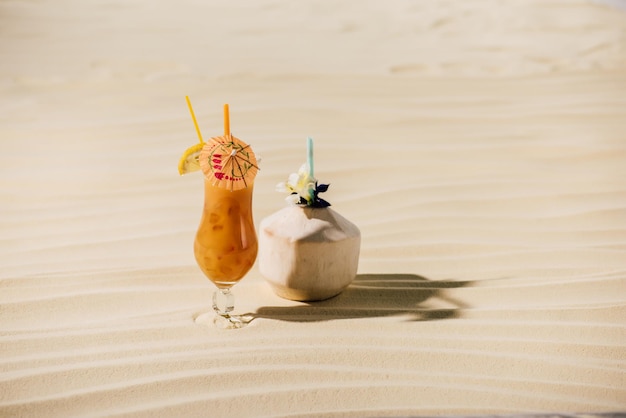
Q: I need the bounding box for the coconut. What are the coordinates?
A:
[259,206,361,301]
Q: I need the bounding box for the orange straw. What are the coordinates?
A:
[185,96,204,144]
[223,103,230,136]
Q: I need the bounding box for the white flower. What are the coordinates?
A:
[285,193,301,205]
[276,163,316,205]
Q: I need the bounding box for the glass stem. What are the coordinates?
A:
[212,288,235,318]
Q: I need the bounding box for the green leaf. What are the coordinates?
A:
[316,183,330,193]
[315,198,331,208]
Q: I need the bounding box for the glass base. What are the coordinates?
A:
[213,313,252,329]
[194,309,253,329]
[190,288,251,329]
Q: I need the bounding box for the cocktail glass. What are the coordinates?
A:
[194,174,257,329]
[180,101,258,329]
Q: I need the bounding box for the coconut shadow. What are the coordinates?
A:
[252,273,472,323]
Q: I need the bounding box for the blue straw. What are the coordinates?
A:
[307,136,314,178]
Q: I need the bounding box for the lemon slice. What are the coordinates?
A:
[178,143,204,175]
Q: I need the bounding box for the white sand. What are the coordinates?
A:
[1,0,625,416]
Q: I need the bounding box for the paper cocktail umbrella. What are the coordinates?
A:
[199,104,259,191]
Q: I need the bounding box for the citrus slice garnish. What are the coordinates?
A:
[178,142,204,175]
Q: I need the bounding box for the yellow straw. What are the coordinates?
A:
[185,96,204,144]
[223,103,230,136]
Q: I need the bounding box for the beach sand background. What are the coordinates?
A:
[1,0,625,416]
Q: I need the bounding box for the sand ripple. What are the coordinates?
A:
[1,0,626,416]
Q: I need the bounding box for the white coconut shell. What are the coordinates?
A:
[259,206,361,301]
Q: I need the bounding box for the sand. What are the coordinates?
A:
[1,0,625,416]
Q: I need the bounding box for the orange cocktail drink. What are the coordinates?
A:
[194,178,257,289]
[179,100,259,328]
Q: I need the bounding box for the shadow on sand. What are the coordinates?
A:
[252,273,472,323]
